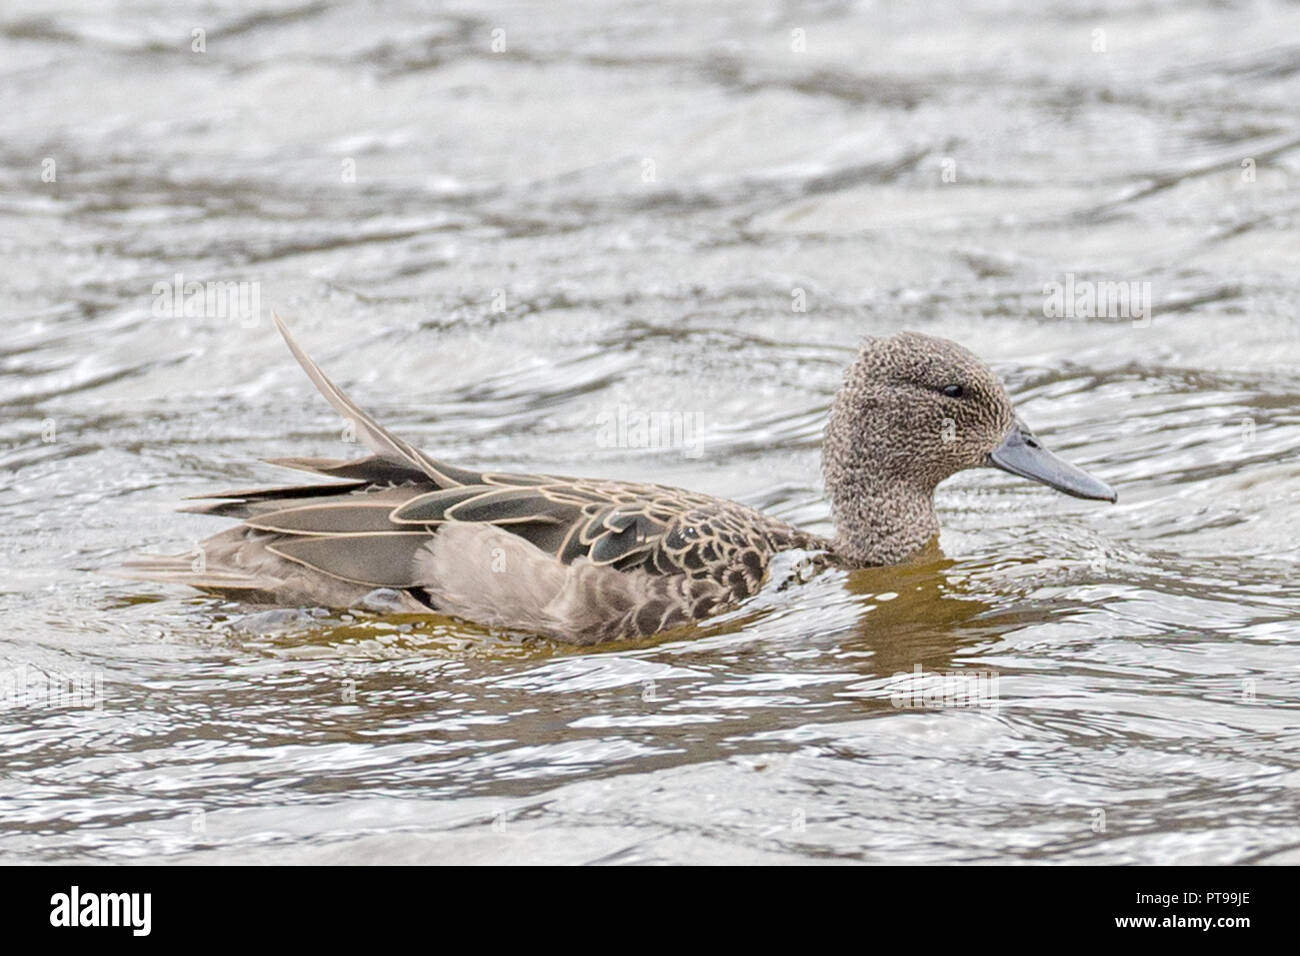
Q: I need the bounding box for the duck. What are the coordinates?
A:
[126,315,1116,644]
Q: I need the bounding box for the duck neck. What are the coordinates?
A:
[826,479,939,567]
[822,384,946,567]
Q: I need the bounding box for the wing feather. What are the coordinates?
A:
[273,314,480,488]
[267,532,432,586]
[244,499,411,535]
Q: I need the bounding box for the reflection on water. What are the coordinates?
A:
[2,0,1299,863]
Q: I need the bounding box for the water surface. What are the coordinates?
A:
[1,0,1299,864]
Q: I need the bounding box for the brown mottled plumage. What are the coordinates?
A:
[125,318,1115,644]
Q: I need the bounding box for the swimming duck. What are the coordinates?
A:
[128,316,1115,644]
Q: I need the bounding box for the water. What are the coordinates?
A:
[2,0,1299,864]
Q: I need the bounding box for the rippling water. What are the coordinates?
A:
[2,0,1299,864]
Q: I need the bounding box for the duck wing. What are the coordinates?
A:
[391,475,809,580]
[163,319,824,602]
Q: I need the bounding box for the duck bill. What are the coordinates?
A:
[989,421,1117,502]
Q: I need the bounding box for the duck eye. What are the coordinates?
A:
[940,384,965,399]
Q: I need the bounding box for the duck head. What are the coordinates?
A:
[823,331,1115,566]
